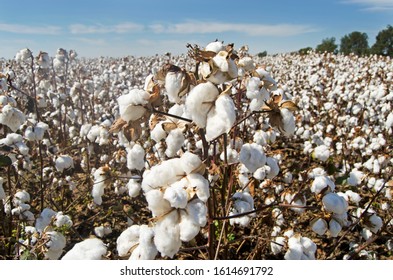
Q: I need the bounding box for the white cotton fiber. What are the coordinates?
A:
[165,128,185,157]
[127,179,141,198]
[127,144,145,171]
[179,210,201,242]
[45,231,66,260]
[164,182,189,209]
[205,93,236,142]
[186,173,210,202]
[145,189,173,217]
[154,211,181,258]
[116,225,140,257]
[62,238,107,260]
[55,155,74,172]
[130,225,157,260]
[311,175,335,194]
[35,208,57,233]
[117,89,149,121]
[54,212,73,228]
[311,218,328,235]
[165,71,184,103]
[322,192,348,215]
[185,82,219,128]
[180,152,203,174]
[239,143,266,173]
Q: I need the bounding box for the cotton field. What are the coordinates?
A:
[0,42,392,260]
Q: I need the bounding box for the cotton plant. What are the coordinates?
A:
[229,191,256,227]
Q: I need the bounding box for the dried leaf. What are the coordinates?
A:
[109,118,127,133]
[280,100,299,111]
[161,122,178,132]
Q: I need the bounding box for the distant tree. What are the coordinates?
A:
[257,51,267,58]
[316,37,337,54]
[340,31,369,56]
[371,25,393,57]
[298,47,313,55]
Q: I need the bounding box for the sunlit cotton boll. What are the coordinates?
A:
[91,167,110,205]
[117,89,150,122]
[265,157,280,179]
[130,225,157,260]
[163,181,189,209]
[179,199,207,242]
[127,178,141,198]
[365,213,383,233]
[271,236,286,255]
[311,218,328,235]
[186,173,210,202]
[45,231,66,260]
[154,210,181,258]
[347,168,365,186]
[94,224,112,238]
[15,48,32,62]
[55,155,74,172]
[205,93,236,142]
[280,108,296,137]
[35,208,57,233]
[13,190,30,206]
[310,175,335,194]
[229,192,256,227]
[54,212,73,228]
[322,192,348,215]
[165,128,185,157]
[180,152,203,174]
[116,225,141,257]
[62,238,107,260]
[239,143,266,173]
[185,81,219,128]
[0,104,26,132]
[312,144,330,162]
[24,121,49,141]
[126,143,145,171]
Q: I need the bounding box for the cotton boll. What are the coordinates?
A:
[300,237,317,259]
[253,130,269,146]
[165,128,185,157]
[117,89,150,122]
[35,208,57,233]
[130,225,157,260]
[311,218,328,235]
[13,190,30,205]
[265,157,280,179]
[284,237,303,260]
[154,210,181,258]
[0,104,26,132]
[180,152,203,174]
[150,122,167,142]
[386,112,393,129]
[205,93,236,142]
[45,231,66,260]
[186,173,210,202]
[164,181,189,209]
[253,166,266,180]
[55,155,74,172]
[229,192,255,227]
[127,179,141,198]
[165,70,185,103]
[54,212,73,228]
[220,146,239,164]
[345,190,361,205]
[312,145,330,162]
[62,238,107,260]
[347,169,364,186]
[271,236,286,255]
[145,189,172,217]
[311,175,335,194]
[127,144,145,171]
[280,108,296,137]
[322,193,348,215]
[239,143,266,173]
[185,81,219,128]
[179,210,201,242]
[366,214,383,233]
[329,219,342,237]
[94,224,112,238]
[116,225,140,257]
[205,41,224,53]
[91,166,110,205]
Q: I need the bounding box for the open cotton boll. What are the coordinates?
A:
[180,152,203,174]
[271,236,286,255]
[24,122,49,141]
[13,190,30,205]
[284,237,303,260]
[311,218,328,235]
[345,190,361,205]
[165,128,185,157]
[347,169,365,186]
[117,89,150,122]
[127,178,141,198]
[311,175,335,194]
[116,225,141,257]
[239,143,266,173]
[164,181,189,209]
[150,121,167,142]
[265,157,280,179]
[55,155,74,172]
[220,146,239,164]
[253,130,269,147]
[205,93,236,142]
[154,210,181,258]
[0,104,26,132]
[91,167,110,205]
[312,144,330,162]
[165,70,185,103]
[35,208,56,233]
[45,231,66,260]
[366,214,383,233]
[329,219,342,237]
[386,112,393,129]
[145,189,173,217]
[186,173,210,202]
[229,192,255,227]
[205,41,224,53]
[280,108,296,137]
[127,144,145,171]
[130,225,157,260]
[185,81,219,128]
[300,237,317,259]
[322,193,348,215]
[94,224,112,238]
[54,212,73,228]
[62,238,107,260]
[179,210,201,242]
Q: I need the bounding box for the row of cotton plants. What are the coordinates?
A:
[0,42,391,260]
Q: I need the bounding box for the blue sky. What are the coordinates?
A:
[0,0,392,58]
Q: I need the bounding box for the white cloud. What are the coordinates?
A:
[69,22,144,34]
[149,21,317,36]
[343,0,393,11]
[0,23,61,35]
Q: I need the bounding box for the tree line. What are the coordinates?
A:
[298,25,393,57]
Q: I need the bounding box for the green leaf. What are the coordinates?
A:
[0,154,12,167]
